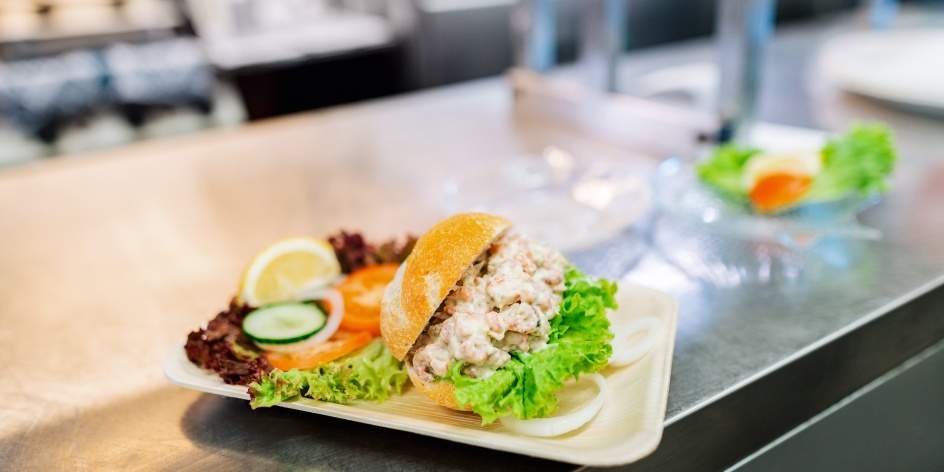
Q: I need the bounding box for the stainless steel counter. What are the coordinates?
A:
[1,11,943,472]
[605,12,944,470]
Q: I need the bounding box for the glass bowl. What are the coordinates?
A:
[651,157,882,286]
[441,147,652,253]
[653,157,881,248]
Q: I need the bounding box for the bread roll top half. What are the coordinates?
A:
[379,212,512,361]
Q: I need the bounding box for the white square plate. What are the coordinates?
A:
[164,282,678,466]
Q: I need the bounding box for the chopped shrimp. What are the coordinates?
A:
[500,303,539,333]
[485,311,507,337]
[409,233,567,379]
[498,331,530,352]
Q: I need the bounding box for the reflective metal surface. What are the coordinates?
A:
[2,11,944,471]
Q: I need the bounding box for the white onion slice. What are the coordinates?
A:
[499,373,606,437]
[254,288,345,353]
[609,316,661,367]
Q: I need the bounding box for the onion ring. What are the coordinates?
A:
[254,288,345,353]
[609,316,661,367]
[499,373,606,437]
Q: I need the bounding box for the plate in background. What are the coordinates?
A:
[819,29,944,117]
[164,283,678,467]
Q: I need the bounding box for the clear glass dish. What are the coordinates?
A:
[653,157,881,248]
[651,157,882,286]
[441,147,652,253]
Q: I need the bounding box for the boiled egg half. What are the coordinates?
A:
[742,151,823,212]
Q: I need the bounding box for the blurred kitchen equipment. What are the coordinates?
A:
[0,50,109,142]
[103,38,214,125]
[185,0,396,70]
[509,0,757,158]
[866,0,900,29]
[180,0,400,119]
[512,0,555,73]
[715,0,775,143]
[578,0,625,94]
[0,38,212,142]
[0,0,180,60]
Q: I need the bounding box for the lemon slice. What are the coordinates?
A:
[238,237,341,307]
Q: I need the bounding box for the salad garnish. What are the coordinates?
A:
[499,373,607,437]
[184,299,273,386]
[696,122,897,212]
[336,263,400,336]
[185,232,413,406]
[328,231,416,274]
[249,338,408,408]
[265,330,373,371]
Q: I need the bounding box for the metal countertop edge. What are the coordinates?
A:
[723,337,944,471]
[575,272,944,472]
[663,271,944,428]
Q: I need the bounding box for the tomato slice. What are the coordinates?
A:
[336,263,400,336]
[749,173,812,212]
[265,330,372,371]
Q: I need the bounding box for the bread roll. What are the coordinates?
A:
[379,212,512,410]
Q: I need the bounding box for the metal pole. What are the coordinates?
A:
[513,0,556,72]
[867,0,899,30]
[716,0,776,143]
[578,0,626,94]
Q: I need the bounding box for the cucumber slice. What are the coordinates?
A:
[242,302,326,345]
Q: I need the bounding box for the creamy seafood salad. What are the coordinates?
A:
[411,233,567,380]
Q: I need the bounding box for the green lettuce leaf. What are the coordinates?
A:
[248,338,408,408]
[804,122,897,202]
[695,123,897,205]
[444,266,616,425]
[695,143,759,199]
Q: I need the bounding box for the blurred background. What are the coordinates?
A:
[1,0,921,168]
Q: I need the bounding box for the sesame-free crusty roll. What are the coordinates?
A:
[380,212,573,411]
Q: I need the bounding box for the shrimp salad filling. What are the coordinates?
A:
[410,233,567,381]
